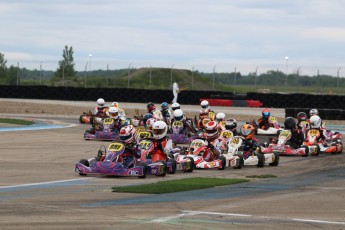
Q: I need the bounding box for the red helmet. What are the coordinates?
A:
[262,108,270,118]
[204,121,219,140]
[119,125,135,144]
[147,102,155,112]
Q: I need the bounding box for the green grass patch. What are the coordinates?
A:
[246,174,277,178]
[0,118,35,125]
[112,177,249,194]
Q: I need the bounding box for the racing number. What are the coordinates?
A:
[139,132,151,139]
[269,116,277,123]
[191,141,203,148]
[221,131,233,139]
[173,121,183,127]
[279,130,291,138]
[108,143,124,151]
[103,118,114,125]
[309,130,319,136]
[231,138,240,145]
[139,141,152,150]
[208,112,215,120]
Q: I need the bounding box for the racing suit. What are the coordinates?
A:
[286,129,305,149]
[150,137,173,162]
[241,137,260,159]
[120,142,141,168]
[170,117,196,134]
[257,117,271,130]
[161,108,172,125]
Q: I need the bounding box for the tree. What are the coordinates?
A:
[54,45,76,81]
[0,52,7,80]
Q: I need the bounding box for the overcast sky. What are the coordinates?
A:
[1,0,344,75]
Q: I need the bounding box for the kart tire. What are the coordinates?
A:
[168,159,177,174]
[334,139,343,154]
[301,145,309,157]
[183,157,194,172]
[138,162,147,179]
[257,153,265,168]
[269,152,279,166]
[217,155,226,170]
[156,160,167,177]
[233,156,244,169]
[79,115,84,123]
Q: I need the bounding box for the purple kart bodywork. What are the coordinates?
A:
[84,118,119,141]
[75,142,146,178]
[167,121,198,144]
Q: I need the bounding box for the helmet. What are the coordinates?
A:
[216,112,225,121]
[173,109,184,121]
[297,112,307,122]
[240,124,255,140]
[111,101,119,108]
[309,109,319,117]
[171,102,180,111]
[284,117,297,131]
[262,108,270,118]
[108,106,119,119]
[119,125,135,144]
[97,98,105,107]
[146,118,157,130]
[310,115,321,129]
[161,102,169,110]
[147,102,155,112]
[225,118,237,130]
[151,121,167,140]
[143,113,153,125]
[200,100,209,109]
[204,120,219,140]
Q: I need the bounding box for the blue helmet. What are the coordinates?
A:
[143,113,154,125]
[161,102,169,110]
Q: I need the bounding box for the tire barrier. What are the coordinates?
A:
[285,108,344,120]
[200,98,263,107]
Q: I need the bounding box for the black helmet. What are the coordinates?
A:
[225,118,237,130]
[297,112,307,121]
[284,117,297,130]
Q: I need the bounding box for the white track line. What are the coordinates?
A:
[0,178,90,190]
[151,210,345,225]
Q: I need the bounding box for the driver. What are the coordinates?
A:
[283,117,305,149]
[108,106,129,133]
[257,108,272,130]
[170,109,196,134]
[239,123,260,159]
[149,121,174,161]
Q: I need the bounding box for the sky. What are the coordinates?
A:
[1,0,345,76]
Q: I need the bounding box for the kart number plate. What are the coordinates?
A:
[309,130,319,137]
[103,118,114,125]
[173,121,183,127]
[108,142,124,151]
[138,131,151,139]
[139,140,153,150]
[221,130,233,139]
[191,140,204,148]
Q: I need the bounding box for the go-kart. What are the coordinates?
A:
[138,139,193,175]
[175,138,227,170]
[84,118,119,141]
[226,136,279,167]
[307,129,343,154]
[260,130,308,157]
[167,121,199,144]
[79,110,93,124]
[75,142,147,178]
[252,116,282,135]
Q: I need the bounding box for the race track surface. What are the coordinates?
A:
[1,100,345,230]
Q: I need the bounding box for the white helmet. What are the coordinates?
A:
[151,120,167,140]
[119,125,135,144]
[97,98,105,107]
[200,100,209,109]
[171,102,180,111]
[309,109,319,117]
[173,109,184,121]
[204,120,219,140]
[111,101,119,108]
[310,115,321,129]
[108,106,119,119]
[146,118,157,130]
[216,112,225,121]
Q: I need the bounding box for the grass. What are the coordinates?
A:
[0,118,34,125]
[112,177,249,194]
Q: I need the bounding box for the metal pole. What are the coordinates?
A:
[84,63,88,88]
[285,56,289,89]
[276,69,279,92]
[212,65,216,90]
[62,63,65,87]
[127,63,131,88]
[255,66,259,86]
[107,64,109,88]
[337,67,341,93]
[297,66,301,93]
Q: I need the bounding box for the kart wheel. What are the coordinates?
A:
[156,160,167,177]
[233,156,244,169]
[168,159,177,174]
[183,157,194,172]
[301,145,309,157]
[138,162,147,179]
[257,153,265,168]
[79,115,84,123]
[217,155,226,170]
[269,152,279,166]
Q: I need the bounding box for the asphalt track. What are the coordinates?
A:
[1,101,345,230]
